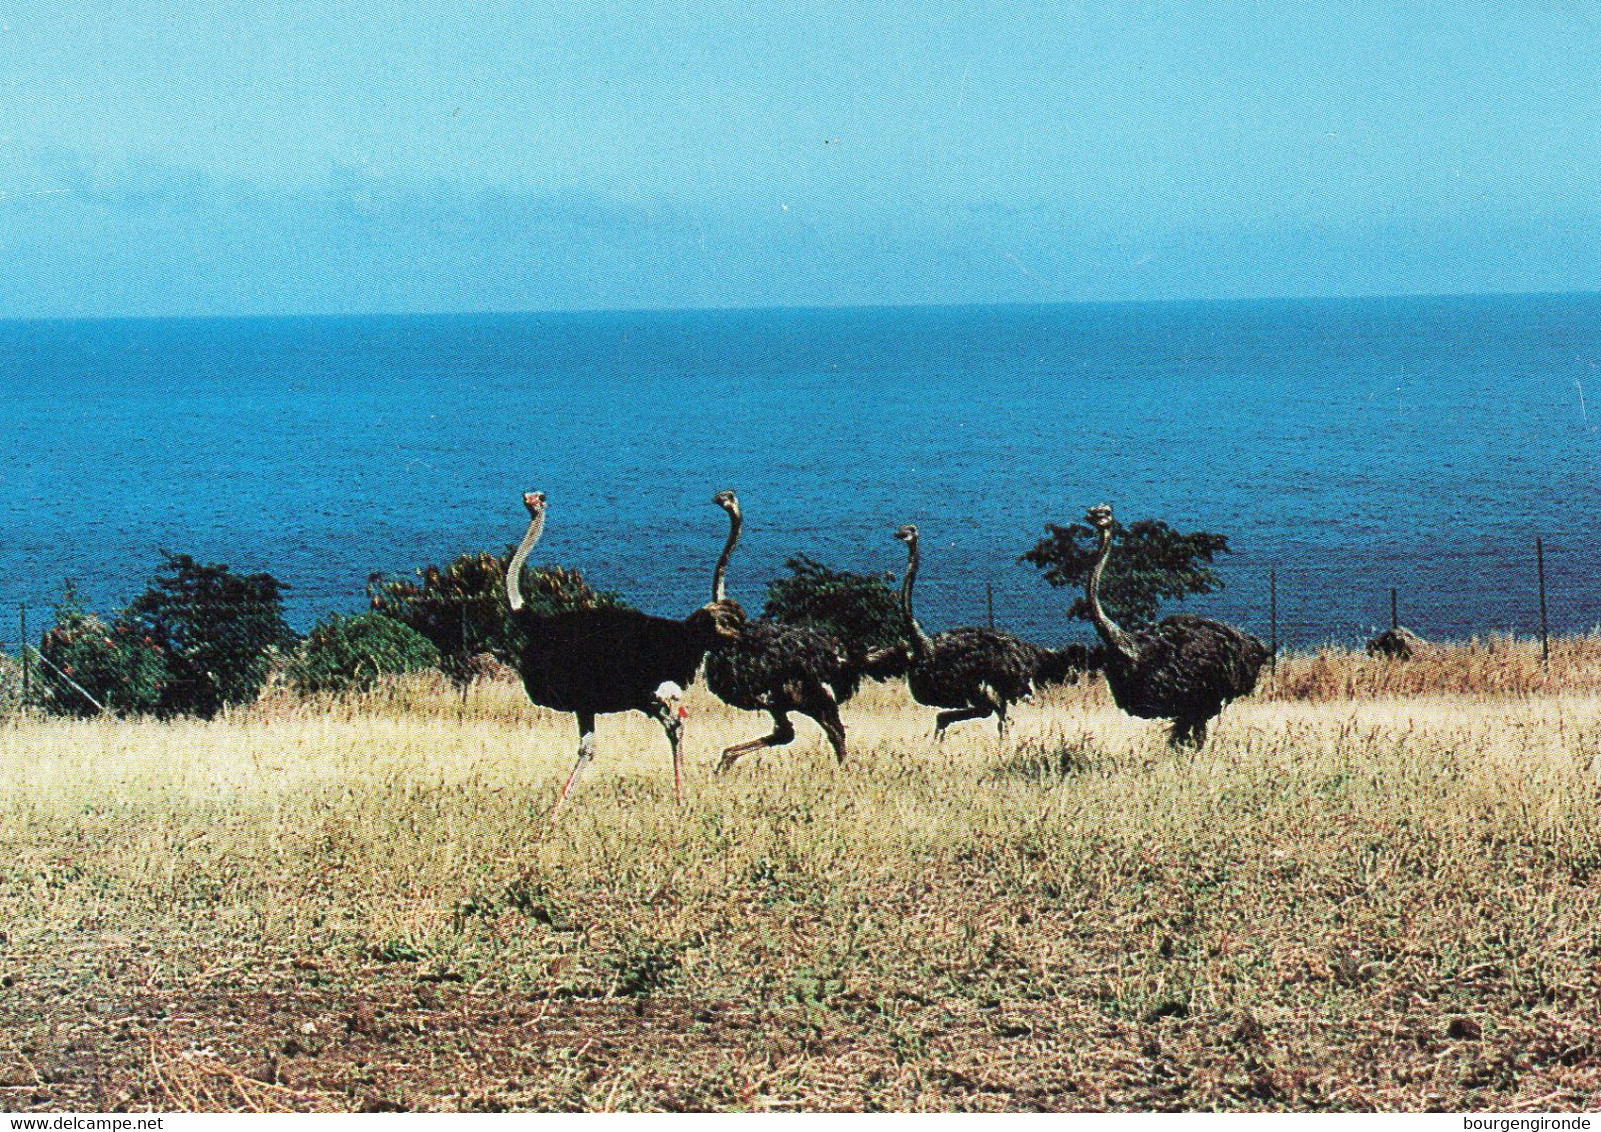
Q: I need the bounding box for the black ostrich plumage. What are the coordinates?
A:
[1099,613,1268,727]
[906,626,1038,710]
[705,619,865,712]
[501,490,746,806]
[514,604,737,716]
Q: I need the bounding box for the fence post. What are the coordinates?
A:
[19,602,28,706]
[1390,587,1398,632]
[1268,568,1278,674]
[1537,536,1549,665]
[986,581,995,630]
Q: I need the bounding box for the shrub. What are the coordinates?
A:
[36,583,169,717]
[1020,516,1232,629]
[286,612,441,695]
[761,555,907,653]
[124,553,296,718]
[370,551,627,686]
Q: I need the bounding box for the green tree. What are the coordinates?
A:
[762,555,906,653]
[369,550,627,686]
[286,612,441,695]
[37,582,169,717]
[124,553,295,718]
[1020,516,1231,629]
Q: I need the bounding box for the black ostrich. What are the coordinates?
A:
[1081,504,1267,747]
[703,491,903,772]
[504,492,744,807]
[893,524,1039,738]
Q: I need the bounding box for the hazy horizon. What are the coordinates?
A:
[6,2,1600,320]
[3,285,1599,329]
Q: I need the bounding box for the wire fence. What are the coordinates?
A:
[0,532,1579,715]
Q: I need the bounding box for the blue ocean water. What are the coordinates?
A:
[2,294,1599,649]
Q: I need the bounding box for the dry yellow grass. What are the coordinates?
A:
[1,644,1599,1111]
[1266,633,1601,700]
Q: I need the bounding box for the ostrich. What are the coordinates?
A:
[1367,626,1428,660]
[703,490,893,771]
[1022,641,1104,689]
[504,492,744,807]
[893,524,1038,737]
[1081,504,1267,746]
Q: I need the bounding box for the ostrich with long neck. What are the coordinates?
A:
[703,490,894,770]
[504,491,744,807]
[1081,503,1267,746]
[893,523,1038,738]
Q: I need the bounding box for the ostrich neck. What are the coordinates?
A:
[1086,529,1139,662]
[712,504,742,603]
[505,511,545,613]
[899,538,935,657]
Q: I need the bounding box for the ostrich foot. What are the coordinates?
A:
[719,713,795,773]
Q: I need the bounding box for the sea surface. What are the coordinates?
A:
[3,294,1600,650]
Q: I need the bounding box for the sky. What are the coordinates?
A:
[3,1,1601,318]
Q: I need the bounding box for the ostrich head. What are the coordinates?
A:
[1085,504,1115,532]
[894,523,918,544]
[713,489,738,512]
[653,681,689,722]
[524,491,546,518]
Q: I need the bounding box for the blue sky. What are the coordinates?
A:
[4,1,1600,317]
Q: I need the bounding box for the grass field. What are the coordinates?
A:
[2,641,1600,1111]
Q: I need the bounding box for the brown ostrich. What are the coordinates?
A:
[702,490,897,770]
[893,524,1038,738]
[1082,504,1267,746]
[1367,626,1429,659]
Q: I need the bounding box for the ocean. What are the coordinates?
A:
[3,293,1599,649]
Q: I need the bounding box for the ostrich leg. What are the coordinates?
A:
[799,691,847,764]
[1168,717,1208,748]
[646,693,688,803]
[717,710,796,773]
[552,712,598,813]
[934,705,993,739]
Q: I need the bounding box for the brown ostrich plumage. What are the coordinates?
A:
[893,524,1039,738]
[1082,504,1267,747]
[1367,626,1429,659]
[703,491,900,770]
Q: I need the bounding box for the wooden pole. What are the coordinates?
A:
[1537,536,1549,664]
[18,602,28,706]
[1268,569,1278,673]
[1390,587,1398,632]
[986,581,995,630]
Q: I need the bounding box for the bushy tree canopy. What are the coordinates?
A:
[762,555,906,653]
[124,553,295,718]
[37,582,169,717]
[369,550,627,685]
[287,612,441,695]
[1020,516,1231,629]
